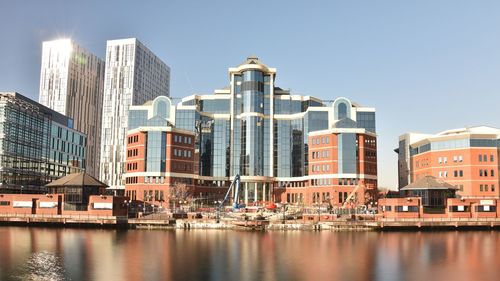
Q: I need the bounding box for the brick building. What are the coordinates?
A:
[396,126,500,197]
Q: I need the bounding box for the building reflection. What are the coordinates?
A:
[0,228,499,280]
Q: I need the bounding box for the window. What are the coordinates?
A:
[491,155,494,162]
[479,155,482,162]
[476,205,497,212]
[480,184,483,192]
[395,206,419,212]
[492,185,496,192]
[459,170,463,177]
[480,169,483,177]
[439,171,442,178]
[459,155,463,162]
[444,157,447,164]
[485,184,489,192]
[454,170,458,177]
[449,205,469,212]
[483,154,487,162]
[491,170,495,177]
[438,157,442,164]
[453,156,457,162]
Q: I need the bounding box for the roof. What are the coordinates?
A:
[437,126,500,136]
[238,56,267,67]
[400,176,457,191]
[45,172,108,187]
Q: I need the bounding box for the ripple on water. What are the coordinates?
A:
[11,251,67,281]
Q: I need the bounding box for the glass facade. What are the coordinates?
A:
[411,138,499,156]
[127,57,377,204]
[356,112,376,133]
[338,133,358,174]
[146,131,166,172]
[0,92,86,193]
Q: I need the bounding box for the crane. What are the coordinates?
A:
[219,174,245,211]
[341,184,364,208]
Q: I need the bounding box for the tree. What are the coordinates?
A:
[169,182,194,206]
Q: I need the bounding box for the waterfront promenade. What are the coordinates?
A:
[2,211,500,231]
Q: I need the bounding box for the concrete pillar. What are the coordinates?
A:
[255,183,258,203]
[244,183,248,204]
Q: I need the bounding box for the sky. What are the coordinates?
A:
[1,0,500,188]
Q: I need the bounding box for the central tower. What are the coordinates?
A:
[229,57,276,201]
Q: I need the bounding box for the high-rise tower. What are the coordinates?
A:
[39,39,104,177]
[100,38,170,192]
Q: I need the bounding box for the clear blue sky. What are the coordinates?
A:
[1,0,500,188]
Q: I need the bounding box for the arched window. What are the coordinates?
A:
[153,98,171,120]
[338,103,347,119]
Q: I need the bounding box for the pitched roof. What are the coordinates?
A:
[237,56,267,68]
[400,176,457,191]
[45,172,108,187]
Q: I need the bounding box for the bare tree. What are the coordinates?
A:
[169,182,194,204]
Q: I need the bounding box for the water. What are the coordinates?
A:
[0,227,499,281]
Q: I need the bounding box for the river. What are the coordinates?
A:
[0,227,499,281]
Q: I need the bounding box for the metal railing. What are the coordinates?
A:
[378,217,500,222]
[0,213,117,220]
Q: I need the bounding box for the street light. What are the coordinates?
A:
[125,200,130,218]
[214,200,221,223]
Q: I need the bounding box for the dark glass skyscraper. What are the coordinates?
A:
[0,92,87,193]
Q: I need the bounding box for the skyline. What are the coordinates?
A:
[1,1,500,188]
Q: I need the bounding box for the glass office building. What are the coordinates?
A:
[0,92,86,193]
[125,57,377,206]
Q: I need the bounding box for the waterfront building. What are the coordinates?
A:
[396,126,500,197]
[39,39,104,178]
[0,92,87,193]
[46,172,107,211]
[124,57,377,207]
[100,38,170,192]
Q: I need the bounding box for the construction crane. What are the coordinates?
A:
[341,184,364,208]
[219,174,245,211]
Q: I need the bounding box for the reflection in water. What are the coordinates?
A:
[11,251,66,281]
[0,228,499,281]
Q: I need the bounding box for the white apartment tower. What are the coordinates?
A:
[39,39,105,178]
[100,38,170,191]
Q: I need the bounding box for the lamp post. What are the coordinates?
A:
[281,202,286,224]
[125,200,130,218]
[215,200,221,223]
[317,202,321,223]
